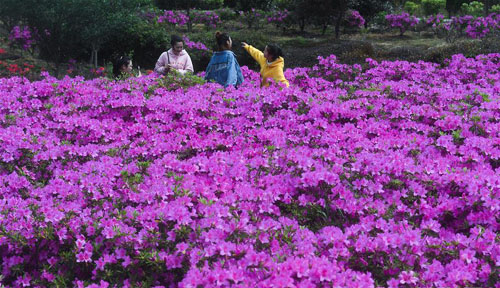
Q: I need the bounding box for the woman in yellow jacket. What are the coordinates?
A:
[242,42,289,87]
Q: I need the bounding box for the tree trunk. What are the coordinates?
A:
[299,18,305,32]
[187,8,193,32]
[94,49,98,68]
[334,11,343,39]
[484,0,490,16]
[322,22,328,35]
[54,46,62,78]
[90,43,99,68]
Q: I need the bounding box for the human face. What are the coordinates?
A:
[226,37,232,49]
[264,46,273,62]
[172,41,183,55]
[121,60,133,73]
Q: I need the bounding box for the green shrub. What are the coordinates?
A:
[373,11,388,26]
[404,1,421,15]
[424,38,500,64]
[461,1,484,17]
[492,4,500,13]
[196,0,224,9]
[102,19,169,71]
[422,0,445,15]
[214,7,238,21]
[152,70,206,92]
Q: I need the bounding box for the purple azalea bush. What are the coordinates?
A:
[385,12,420,35]
[267,9,290,26]
[9,26,36,51]
[427,13,500,42]
[239,8,263,29]
[158,10,189,27]
[346,10,365,28]
[190,10,220,29]
[157,10,220,29]
[463,13,500,39]
[0,53,499,287]
[182,35,210,53]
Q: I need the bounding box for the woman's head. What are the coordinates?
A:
[264,44,283,62]
[170,35,184,55]
[113,55,132,78]
[215,31,232,51]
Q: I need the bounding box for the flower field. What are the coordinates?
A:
[0,54,499,287]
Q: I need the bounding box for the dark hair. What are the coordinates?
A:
[113,55,131,78]
[215,31,231,50]
[170,35,183,47]
[266,44,283,61]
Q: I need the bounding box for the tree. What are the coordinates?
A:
[483,0,500,14]
[3,0,152,75]
[350,0,392,26]
[422,0,446,15]
[77,0,149,68]
[288,0,351,37]
[234,0,273,11]
[0,0,25,31]
[446,0,471,16]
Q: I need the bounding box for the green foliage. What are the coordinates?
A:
[198,0,225,9]
[213,7,238,21]
[154,71,206,92]
[425,38,500,64]
[492,4,500,13]
[277,200,354,232]
[446,0,471,15]
[350,0,392,24]
[1,0,153,73]
[373,11,389,26]
[0,0,25,30]
[461,1,484,16]
[405,1,422,14]
[117,16,170,68]
[422,0,446,15]
[235,0,274,11]
[155,0,223,10]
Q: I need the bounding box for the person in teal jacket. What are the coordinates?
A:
[205,31,244,87]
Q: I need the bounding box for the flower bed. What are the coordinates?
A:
[0,54,499,287]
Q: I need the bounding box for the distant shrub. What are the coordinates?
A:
[422,0,445,15]
[461,1,484,17]
[373,11,388,27]
[404,1,421,15]
[153,69,206,91]
[386,12,420,35]
[492,4,500,13]
[214,7,238,21]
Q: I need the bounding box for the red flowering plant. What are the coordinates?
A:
[90,66,107,77]
[0,53,498,287]
[0,60,37,78]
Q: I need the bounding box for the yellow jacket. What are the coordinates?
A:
[244,45,289,87]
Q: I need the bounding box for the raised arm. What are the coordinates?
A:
[242,43,266,67]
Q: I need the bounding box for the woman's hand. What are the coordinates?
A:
[166,64,177,71]
[241,42,248,48]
